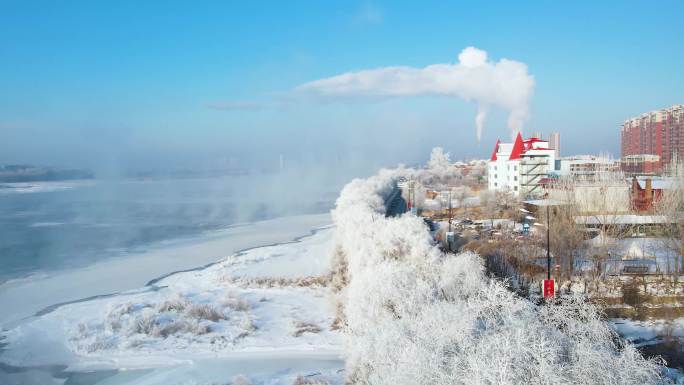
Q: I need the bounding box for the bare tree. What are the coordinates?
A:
[544,170,634,292]
[546,203,586,284]
[654,158,684,274]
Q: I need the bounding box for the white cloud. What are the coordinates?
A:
[296,46,535,140]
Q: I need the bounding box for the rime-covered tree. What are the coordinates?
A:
[331,168,669,385]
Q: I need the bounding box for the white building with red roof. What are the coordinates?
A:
[488,133,557,196]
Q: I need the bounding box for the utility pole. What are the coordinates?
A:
[447,189,453,251]
[407,179,412,212]
[546,204,551,280]
[409,180,416,215]
[413,181,416,213]
[521,204,554,298]
[448,189,452,232]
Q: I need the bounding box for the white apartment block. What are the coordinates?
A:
[558,155,619,179]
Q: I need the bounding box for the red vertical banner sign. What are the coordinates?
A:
[543,279,555,299]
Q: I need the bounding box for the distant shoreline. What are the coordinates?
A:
[0,165,93,183]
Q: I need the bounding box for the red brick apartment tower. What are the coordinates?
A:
[621,104,684,170]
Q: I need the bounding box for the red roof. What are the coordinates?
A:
[490,139,501,161]
[509,132,524,160]
[523,138,547,151]
[490,134,552,161]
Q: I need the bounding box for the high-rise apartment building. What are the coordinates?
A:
[621,104,684,167]
[547,132,560,158]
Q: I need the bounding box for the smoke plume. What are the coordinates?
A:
[296,47,535,140]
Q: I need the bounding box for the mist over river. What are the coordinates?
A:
[0,174,339,283]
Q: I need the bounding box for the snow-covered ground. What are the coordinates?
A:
[611,318,684,347]
[581,235,682,275]
[0,213,332,327]
[0,216,342,385]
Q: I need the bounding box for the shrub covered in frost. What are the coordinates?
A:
[292,321,323,337]
[69,292,256,353]
[185,303,226,322]
[220,275,328,288]
[332,169,670,385]
[291,375,331,385]
[239,313,258,333]
[222,292,251,311]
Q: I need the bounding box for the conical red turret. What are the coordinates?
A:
[490,139,501,161]
[509,132,524,160]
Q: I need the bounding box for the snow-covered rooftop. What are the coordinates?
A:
[634,177,679,190]
[523,199,567,206]
[575,215,673,225]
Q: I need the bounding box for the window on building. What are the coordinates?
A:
[514,176,518,181]
[494,182,497,187]
[514,165,517,171]
[514,186,518,191]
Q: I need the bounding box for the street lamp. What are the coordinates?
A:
[544,205,550,282]
[522,206,554,298]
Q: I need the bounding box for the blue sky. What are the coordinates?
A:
[1,1,682,174]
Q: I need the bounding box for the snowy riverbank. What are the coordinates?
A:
[0,213,332,327]
[0,214,342,385]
